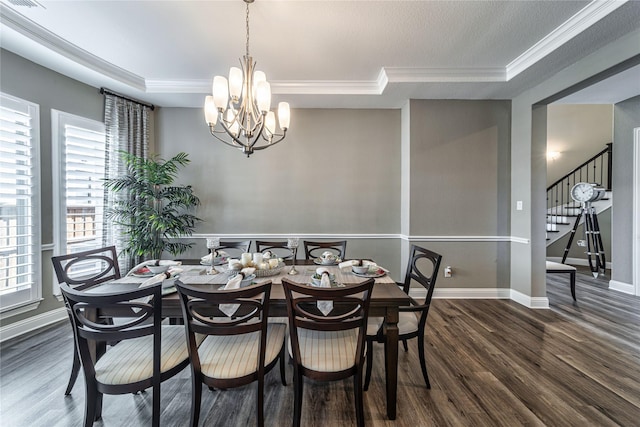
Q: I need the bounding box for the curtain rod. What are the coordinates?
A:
[99,87,155,110]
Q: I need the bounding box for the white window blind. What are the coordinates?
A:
[52,111,106,293]
[0,92,41,313]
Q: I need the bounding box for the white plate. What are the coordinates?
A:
[352,270,386,278]
[131,269,154,277]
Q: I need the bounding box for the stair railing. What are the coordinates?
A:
[546,143,612,232]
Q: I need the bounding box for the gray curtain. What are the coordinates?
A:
[102,94,151,272]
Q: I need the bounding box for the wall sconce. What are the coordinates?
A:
[547,151,561,161]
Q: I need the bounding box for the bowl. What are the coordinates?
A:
[352,265,369,274]
[321,256,337,265]
[147,264,170,274]
[240,274,256,287]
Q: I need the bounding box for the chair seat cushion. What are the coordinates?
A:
[198,324,286,379]
[289,328,358,372]
[367,311,420,337]
[95,325,200,386]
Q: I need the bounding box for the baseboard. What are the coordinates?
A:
[608,279,635,294]
[510,290,550,309]
[0,307,67,343]
[410,287,511,300]
[547,256,612,269]
[411,287,548,308]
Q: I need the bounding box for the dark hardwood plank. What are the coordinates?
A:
[2,267,639,426]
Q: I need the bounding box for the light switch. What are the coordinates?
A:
[516,201,523,211]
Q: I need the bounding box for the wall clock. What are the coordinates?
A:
[570,182,604,203]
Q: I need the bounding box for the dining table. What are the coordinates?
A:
[89,259,410,420]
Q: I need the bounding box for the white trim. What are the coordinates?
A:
[0,5,146,90]
[191,233,399,240]
[410,287,510,300]
[510,290,550,309]
[547,256,612,269]
[0,91,42,314]
[190,233,530,244]
[2,1,625,100]
[0,299,43,321]
[384,67,505,83]
[433,288,511,299]
[506,0,628,79]
[633,127,640,296]
[609,279,634,294]
[41,243,54,251]
[411,287,549,309]
[0,307,67,343]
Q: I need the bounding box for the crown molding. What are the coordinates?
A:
[0,4,146,90]
[146,79,210,93]
[2,1,626,98]
[384,67,505,83]
[506,0,628,80]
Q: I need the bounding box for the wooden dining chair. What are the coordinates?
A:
[217,240,251,258]
[364,245,442,390]
[175,280,287,427]
[302,240,347,260]
[255,240,294,259]
[60,281,193,427]
[282,277,374,427]
[51,246,121,395]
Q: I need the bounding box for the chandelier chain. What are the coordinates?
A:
[245,1,250,57]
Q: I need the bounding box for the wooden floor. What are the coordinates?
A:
[2,267,639,426]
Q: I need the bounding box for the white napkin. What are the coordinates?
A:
[317,272,333,316]
[338,260,358,269]
[139,273,168,289]
[219,274,243,317]
[201,250,228,263]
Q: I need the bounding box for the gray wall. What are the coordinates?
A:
[0,49,104,325]
[546,104,613,185]
[407,100,512,288]
[155,100,513,289]
[612,95,640,284]
[155,107,404,275]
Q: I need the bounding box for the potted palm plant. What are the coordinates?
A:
[104,151,201,266]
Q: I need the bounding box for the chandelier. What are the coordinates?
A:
[204,0,290,157]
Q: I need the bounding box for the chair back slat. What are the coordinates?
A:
[302,240,347,260]
[255,240,294,259]
[282,278,374,372]
[61,282,161,343]
[176,280,272,355]
[52,246,120,290]
[403,245,442,303]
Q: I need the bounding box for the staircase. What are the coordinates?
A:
[546,143,612,247]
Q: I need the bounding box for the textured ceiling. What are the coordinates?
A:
[1,0,639,108]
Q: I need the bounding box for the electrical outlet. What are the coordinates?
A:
[444,266,452,278]
[516,201,523,211]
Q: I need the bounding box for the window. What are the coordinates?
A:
[0,92,41,314]
[52,110,106,294]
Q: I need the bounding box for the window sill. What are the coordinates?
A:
[0,299,43,321]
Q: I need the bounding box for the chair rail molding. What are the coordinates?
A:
[190,233,530,243]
